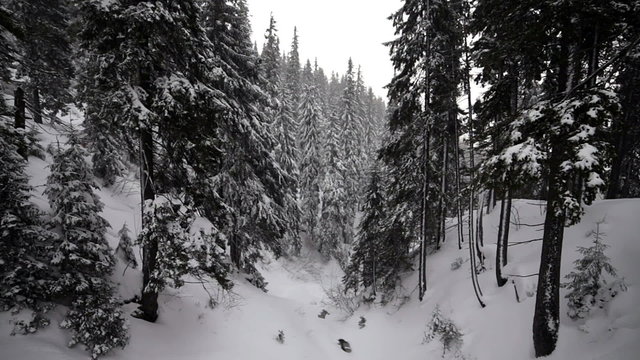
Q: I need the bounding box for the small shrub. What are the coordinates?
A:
[275,330,285,344]
[424,306,463,358]
[323,284,359,316]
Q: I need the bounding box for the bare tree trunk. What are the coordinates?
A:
[496,189,511,286]
[419,0,432,301]
[436,137,448,249]
[464,15,484,308]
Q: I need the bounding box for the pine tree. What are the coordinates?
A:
[260,13,301,255]
[200,0,293,286]
[44,135,128,358]
[563,221,626,320]
[298,81,324,244]
[343,164,412,300]
[78,0,249,320]
[0,118,54,310]
[337,59,362,245]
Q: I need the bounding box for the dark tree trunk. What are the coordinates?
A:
[32,88,42,124]
[533,143,566,357]
[496,190,511,287]
[139,126,158,323]
[14,87,26,158]
[230,215,241,268]
[436,137,448,249]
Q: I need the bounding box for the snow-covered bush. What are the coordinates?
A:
[115,223,137,269]
[424,306,463,357]
[563,221,627,320]
[137,195,231,294]
[61,295,128,359]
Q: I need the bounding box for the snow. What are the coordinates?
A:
[2,121,640,360]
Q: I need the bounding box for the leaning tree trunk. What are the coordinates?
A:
[139,126,158,322]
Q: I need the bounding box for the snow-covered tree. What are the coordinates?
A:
[298,82,324,244]
[44,135,128,358]
[563,222,626,319]
[0,119,54,310]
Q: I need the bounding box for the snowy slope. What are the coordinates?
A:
[1,120,639,360]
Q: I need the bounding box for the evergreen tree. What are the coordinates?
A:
[44,135,128,358]
[10,0,74,121]
[260,13,301,255]
[563,222,626,320]
[0,118,54,310]
[343,164,412,300]
[298,81,324,244]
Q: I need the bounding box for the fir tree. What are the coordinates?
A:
[0,119,54,310]
[563,221,626,320]
[298,82,324,245]
[44,135,128,358]
[343,164,412,300]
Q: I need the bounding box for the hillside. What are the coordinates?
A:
[1,120,638,360]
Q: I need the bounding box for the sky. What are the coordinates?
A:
[245,0,399,99]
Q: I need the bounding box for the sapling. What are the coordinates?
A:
[563,220,627,319]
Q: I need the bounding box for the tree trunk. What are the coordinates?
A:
[533,134,567,357]
[139,126,158,323]
[496,189,511,287]
[436,137,448,249]
[14,87,26,158]
[32,88,42,124]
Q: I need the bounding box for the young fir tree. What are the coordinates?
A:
[115,223,137,269]
[298,81,324,245]
[563,222,626,320]
[0,118,54,310]
[45,135,128,358]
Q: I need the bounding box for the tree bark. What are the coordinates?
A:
[139,126,158,323]
[14,87,26,158]
[532,160,565,357]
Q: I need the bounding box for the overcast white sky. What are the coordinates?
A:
[245,0,398,99]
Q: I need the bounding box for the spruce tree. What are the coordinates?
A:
[0,118,54,310]
[298,82,324,245]
[45,135,128,358]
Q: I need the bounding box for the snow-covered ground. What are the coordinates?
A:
[1,120,639,360]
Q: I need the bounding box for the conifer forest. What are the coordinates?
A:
[1,1,639,359]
